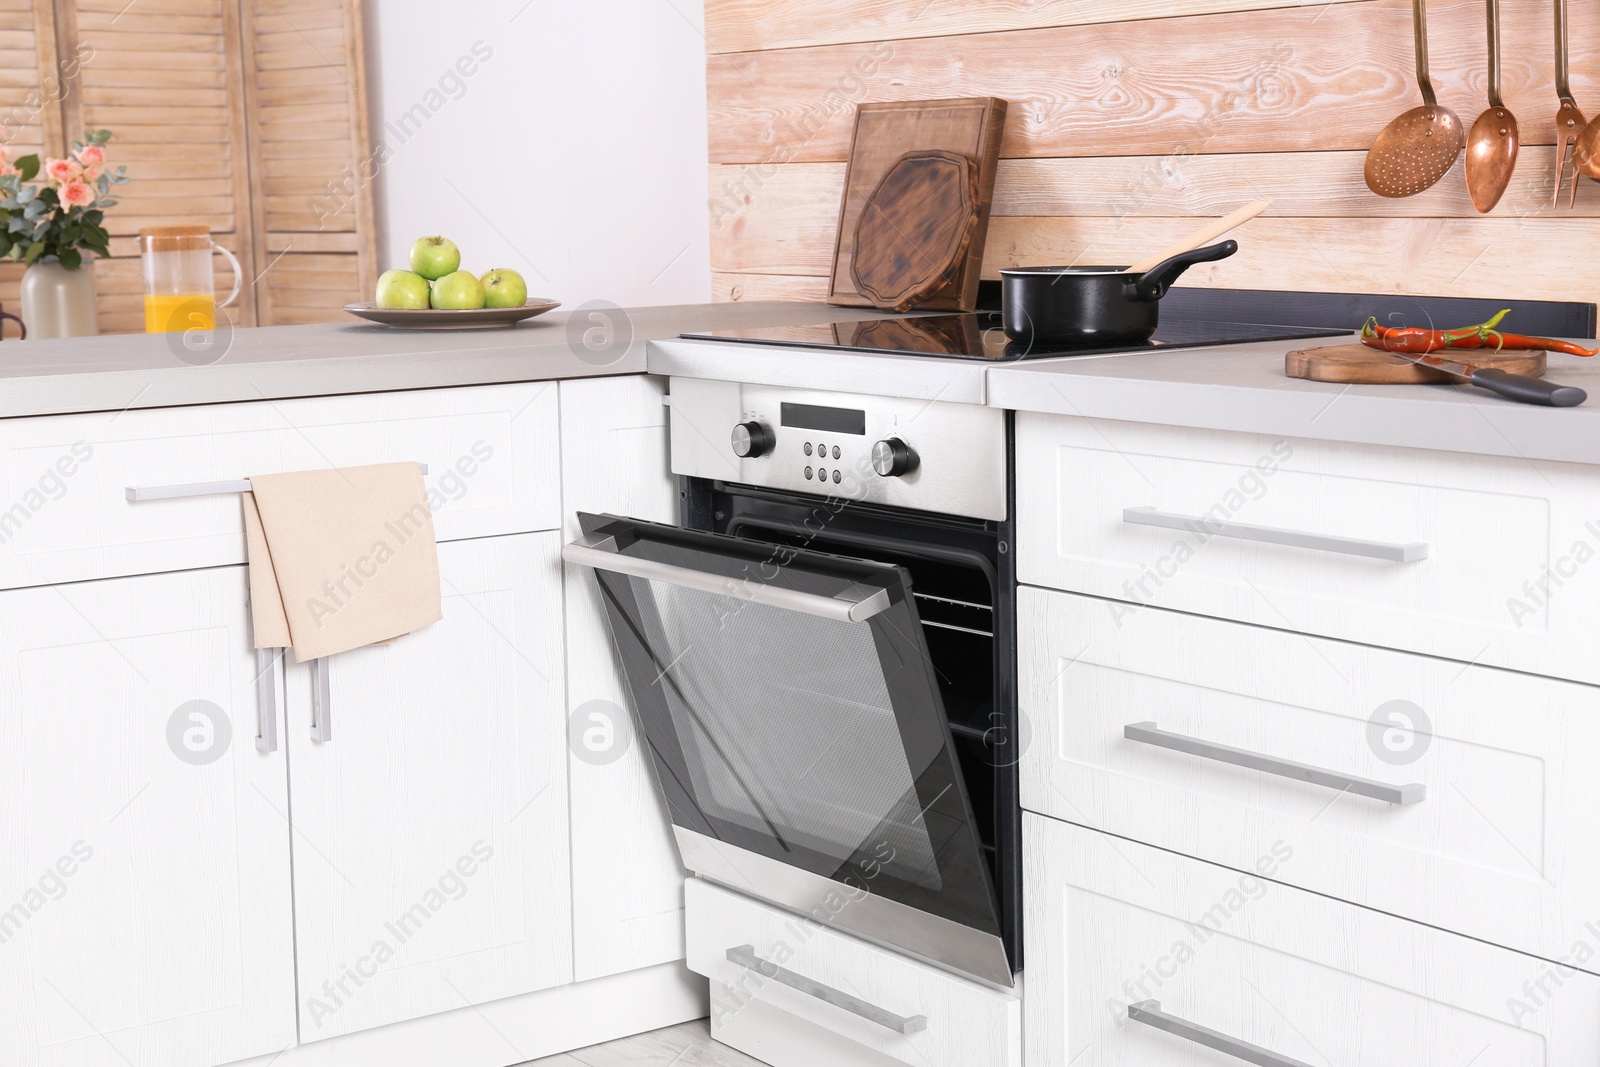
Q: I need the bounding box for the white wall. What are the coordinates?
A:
[362,0,711,309]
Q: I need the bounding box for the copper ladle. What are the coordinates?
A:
[1554,0,1587,206]
[1364,0,1464,197]
[1465,0,1519,213]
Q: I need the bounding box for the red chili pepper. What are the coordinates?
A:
[1360,309,1599,358]
[1360,311,1506,354]
[1488,333,1600,358]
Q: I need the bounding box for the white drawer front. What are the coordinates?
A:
[686,879,1020,1067]
[1024,815,1600,1067]
[0,383,559,589]
[1015,413,1600,684]
[1020,585,1600,968]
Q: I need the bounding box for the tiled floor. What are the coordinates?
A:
[522,1019,764,1066]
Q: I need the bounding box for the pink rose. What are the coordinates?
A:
[0,161,19,178]
[75,144,105,166]
[59,180,94,208]
[81,163,102,182]
[44,157,81,183]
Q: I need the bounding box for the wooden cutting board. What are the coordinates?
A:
[1285,343,1546,384]
[851,149,980,312]
[828,97,1007,312]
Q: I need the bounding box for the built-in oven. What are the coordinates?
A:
[564,377,1020,989]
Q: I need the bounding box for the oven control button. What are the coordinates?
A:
[731,421,775,458]
[871,438,919,478]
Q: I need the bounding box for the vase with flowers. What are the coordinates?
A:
[0,130,130,338]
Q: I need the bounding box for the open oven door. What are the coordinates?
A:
[565,512,1012,989]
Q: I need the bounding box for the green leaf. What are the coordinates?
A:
[59,247,81,270]
[14,154,38,182]
[23,241,44,263]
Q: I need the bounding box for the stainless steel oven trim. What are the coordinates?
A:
[675,826,1016,991]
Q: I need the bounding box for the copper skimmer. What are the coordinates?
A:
[1365,0,1464,197]
[1465,0,1519,213]
[1555,0,1587,206]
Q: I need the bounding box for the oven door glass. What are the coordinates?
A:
[566,512,1006,976]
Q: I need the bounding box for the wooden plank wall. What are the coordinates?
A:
[705,0,1600,310]
[0,0,373,334]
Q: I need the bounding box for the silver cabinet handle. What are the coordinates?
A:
[1129,1001,1314,1067]
[564,533,891,623]
[255,648,279,753]
[311,658,331,743]
[725,945,926,1035]
[1125,721,1424,805]
[126,463,429,502]
[1123,506,1428,563]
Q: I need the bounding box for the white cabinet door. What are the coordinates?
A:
[559,375,686,982]
[1015,413,1600,685]
[1020,586,1600,969]
[286,532,571,1042]
[0,567,296,1067]
[1024,815,1600,1067]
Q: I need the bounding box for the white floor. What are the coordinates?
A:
[523,1020,763,1066]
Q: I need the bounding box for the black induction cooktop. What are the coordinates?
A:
[682,312,1348,362]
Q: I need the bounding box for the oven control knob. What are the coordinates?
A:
[731,420,774,458]
[871,438,919,478]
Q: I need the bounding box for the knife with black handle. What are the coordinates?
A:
[1395,351,1588,407]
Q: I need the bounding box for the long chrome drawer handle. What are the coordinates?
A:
[1125,721,1425,805]
[311,659,332,743]
[725,945,927,1035]
[255,648,279,753]
[1123,506,1428,563]
[1129,1001,1314,1067]
[564,533,891,623]
[126,463,429,502]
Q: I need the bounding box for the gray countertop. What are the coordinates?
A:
[0,301,900,419]
[986,335,1600,467]
[6,304,1599,467]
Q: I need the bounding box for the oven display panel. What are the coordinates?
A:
[780,402,866,436]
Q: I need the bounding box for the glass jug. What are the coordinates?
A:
[139,225,242,333]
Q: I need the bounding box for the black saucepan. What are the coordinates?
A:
[999,240,1239,347]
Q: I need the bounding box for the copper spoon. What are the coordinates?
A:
[1364,0,1464,197]
[1465,0,1519,213]
[1554,0,1587,206]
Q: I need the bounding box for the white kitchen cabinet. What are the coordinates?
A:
[0,382,560,591]
[0,566,296,1067]
[558,375,687,982]
[1024,814,1600,1067]
[1015,413,1600,685]
[285,532,571,1042]
[1019,585,1600,969]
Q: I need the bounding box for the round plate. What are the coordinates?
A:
[343,299,561,330]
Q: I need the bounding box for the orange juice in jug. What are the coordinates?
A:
[144,292,216,333]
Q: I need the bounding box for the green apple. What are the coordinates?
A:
[374,269,430,309]
[479,268,527,309]
[430,270,486,310]
[409,235,461,281]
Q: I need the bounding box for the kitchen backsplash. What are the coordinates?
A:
[705,0,1600,307]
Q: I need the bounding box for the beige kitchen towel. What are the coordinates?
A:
[242,462,442,661]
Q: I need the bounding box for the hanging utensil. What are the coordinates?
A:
[1554,0,1587,206]
[1365,0,1464,197]
[1465,0,1519,213]
[1125,200,1271,275]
